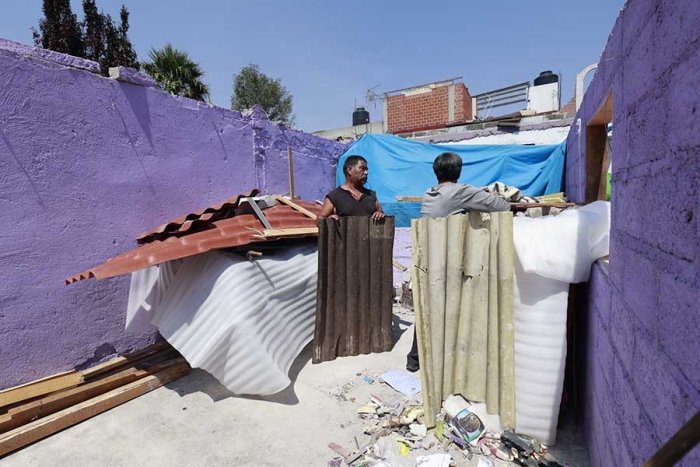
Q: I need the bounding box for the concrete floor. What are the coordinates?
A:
[0,307,590,467]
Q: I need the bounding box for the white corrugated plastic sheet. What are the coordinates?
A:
[125,245,318,395]
[512,201,610,445]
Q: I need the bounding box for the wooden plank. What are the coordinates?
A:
[0,358,187,434]
[597,138,610,201]
[287,148,295,200]
[396,196,423,203]
[510,202,578,209]
[253,227,319,238]
[273,195,318,220]
[0,372,84,410]
[644,410,700,467]
[0,363,190,457]
[81,340,171,381]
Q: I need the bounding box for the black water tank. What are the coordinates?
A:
[353,107,370,126]
[534,71,559,86]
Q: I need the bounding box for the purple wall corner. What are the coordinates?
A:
[0,38,346,390]
[566,1,700,465]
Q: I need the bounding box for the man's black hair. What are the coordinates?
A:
[343,155,367,176]
[433,152,463,181]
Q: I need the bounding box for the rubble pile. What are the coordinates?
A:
[328,380,565,467]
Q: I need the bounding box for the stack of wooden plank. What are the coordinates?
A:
[0,341,190,457]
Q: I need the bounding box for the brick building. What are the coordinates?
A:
[383,78,472,135]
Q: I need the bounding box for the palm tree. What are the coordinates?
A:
[142,44,210,102]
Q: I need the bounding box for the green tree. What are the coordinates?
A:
[32,0,84,57]
[231,64,294,125]
[142,44,210,102]
[81,1,139,75]
[32,0,138,76]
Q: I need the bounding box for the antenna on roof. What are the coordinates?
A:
[365,84,381,110]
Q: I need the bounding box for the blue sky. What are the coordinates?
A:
[2,1,624,132]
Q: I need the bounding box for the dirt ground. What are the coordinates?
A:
[0,305,590,467]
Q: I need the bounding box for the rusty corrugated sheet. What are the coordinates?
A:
[66,195,320,284]
[136,190,260,244]
[313,216,395,363]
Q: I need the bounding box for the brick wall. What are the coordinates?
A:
[454,84,473,122]
[386,83,472,134]
[566,1,700,465]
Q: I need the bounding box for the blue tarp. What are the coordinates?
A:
[335,134,566,227]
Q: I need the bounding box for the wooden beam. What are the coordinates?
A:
[0,372,84,410]
[0,358,187,434]
[396,196,423,203]
[0,362,190,457]
[597,139,610,201]
[510,202,578,209]
[81,340,171,381]
[253,227,319,238]
[643,410,700,467]
[392,260,408,272]
[274,195,318,220]
[287,148,295,200]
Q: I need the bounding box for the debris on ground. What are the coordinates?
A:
[378,370,421,397]
[329,381,567,467]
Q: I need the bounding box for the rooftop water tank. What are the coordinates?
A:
[353,107,370,126]
[534,71,559,86]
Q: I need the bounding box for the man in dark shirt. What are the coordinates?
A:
[320,155,385,220]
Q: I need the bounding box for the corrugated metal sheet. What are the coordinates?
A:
[411,212,515,428]
[125,245,318,395]
[66,194,320,284]
[313,216,395,363]
[136,190,259,244]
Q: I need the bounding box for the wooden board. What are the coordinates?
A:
[396,196,578,209]
[274,195,318,220]
[81,341,171,381]
[0,358,187,434]
[510,202,578,209]
[0,363,190,457]
[253,227,319,238]
[0,372,84,410]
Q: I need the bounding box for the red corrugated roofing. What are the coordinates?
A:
[66,194,320,284]
[136,189,259,244]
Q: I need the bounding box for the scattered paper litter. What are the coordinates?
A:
[379,370,421,397]
[416,453,452,467]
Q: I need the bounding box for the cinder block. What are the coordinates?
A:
[609,294,641,372]
[612,176,644,240]
[625,90,669,168]
[631,326,697,445]
[620,248,659,330]
[638,166,697,262]
[658,269,700,388]
[610,357,661,466]
[654,0,700,75]
[620,0,659,55]
[667,45,700,151]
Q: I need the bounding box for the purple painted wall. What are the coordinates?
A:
[565,1,700,465]
[0,39,345,390]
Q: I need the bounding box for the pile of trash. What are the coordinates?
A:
[328,383,565,467]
